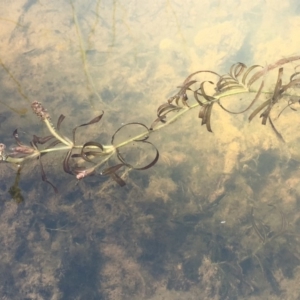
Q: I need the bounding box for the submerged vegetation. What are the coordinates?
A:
[1,1,300,298]
[1,56,300,193]
[2,4,300,297]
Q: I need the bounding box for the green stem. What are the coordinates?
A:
[6,152,40,164]
[5,86,300,168]
[44,119,73,147]
[38,144,115,155]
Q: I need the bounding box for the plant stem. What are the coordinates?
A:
[44,119,73,147]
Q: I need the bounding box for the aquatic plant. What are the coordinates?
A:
[1,55,300,193]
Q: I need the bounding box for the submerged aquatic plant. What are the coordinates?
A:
[1,56,300,193]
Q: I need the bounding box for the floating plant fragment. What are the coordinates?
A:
[2,56,300,194]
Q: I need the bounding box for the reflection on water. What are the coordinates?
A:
[1,0,300,299]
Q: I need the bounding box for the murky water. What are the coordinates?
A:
[1,0,300,299]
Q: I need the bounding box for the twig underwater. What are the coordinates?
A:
[1,55,300,194]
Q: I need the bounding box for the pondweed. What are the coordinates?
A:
[2,56,300,192]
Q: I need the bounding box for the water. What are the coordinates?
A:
[0,0,300,299]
